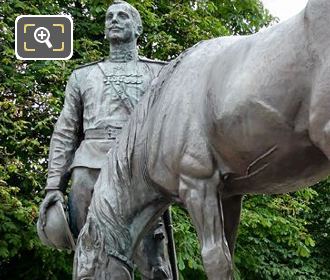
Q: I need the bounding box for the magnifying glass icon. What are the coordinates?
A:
[34,27,53,48]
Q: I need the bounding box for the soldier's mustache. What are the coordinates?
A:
[106,25,123,30]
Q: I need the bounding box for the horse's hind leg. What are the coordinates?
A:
[222,195,243,257]
[179,172,233,280]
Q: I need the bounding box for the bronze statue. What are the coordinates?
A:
[73,0,330,279]
[37,1,177,279]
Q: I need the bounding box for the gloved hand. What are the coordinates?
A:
[38,190,64,229]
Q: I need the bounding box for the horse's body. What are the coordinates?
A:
[74,1,330,279]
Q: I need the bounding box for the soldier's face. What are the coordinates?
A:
[105,4,138,44]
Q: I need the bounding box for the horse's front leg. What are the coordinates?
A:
[179,172,233,280]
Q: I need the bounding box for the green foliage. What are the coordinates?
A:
[236,190,320,280]
[172,206,206,280]
[3,1,329,280]
[307,180,330,279]
[172,186,330,280]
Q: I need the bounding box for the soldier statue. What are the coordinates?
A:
[37,1,177,279]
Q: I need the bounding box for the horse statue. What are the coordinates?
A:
[73,0,330,279]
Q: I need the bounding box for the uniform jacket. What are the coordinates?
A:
[46,56,166,190]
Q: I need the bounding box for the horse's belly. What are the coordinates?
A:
[214,96,301,169]
[215,112,330,195]
[223,142,330,196]
[213,98,330,195]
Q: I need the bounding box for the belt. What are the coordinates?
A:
[84,127,122,140]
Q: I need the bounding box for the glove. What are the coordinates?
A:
[39,190,64,229]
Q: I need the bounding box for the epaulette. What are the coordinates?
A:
[75,58,104,70]
[138,56,168,65]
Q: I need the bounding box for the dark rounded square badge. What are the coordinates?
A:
[15,15,73,60]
